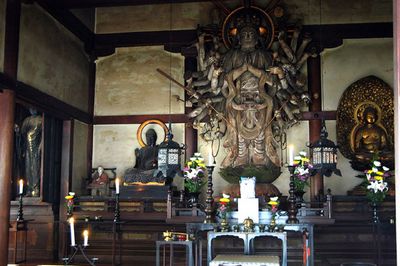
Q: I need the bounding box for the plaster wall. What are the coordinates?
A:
[95,0,392,34]
[0,0,5,72]
[18,4,90,112]
[323,38,393,195]
[92,123,185,183]
[95,46,184,116]
[72,120,89,194]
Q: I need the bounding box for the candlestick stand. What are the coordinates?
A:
[287,165,299,224]
[204,165,215,223]
[62,244,98,266]
[114,193,120,223]
[17,193,24,221]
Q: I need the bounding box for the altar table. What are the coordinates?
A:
[207,231,287,266]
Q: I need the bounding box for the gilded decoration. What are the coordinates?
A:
[336,76,394,163]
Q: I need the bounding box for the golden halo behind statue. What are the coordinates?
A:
[137,119,168,147]
[336,76,394,159]
[222,6,275,49]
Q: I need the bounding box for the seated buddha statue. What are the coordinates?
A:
[353,106,393,164]
[124,129,164,184]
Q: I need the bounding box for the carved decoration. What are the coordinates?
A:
[183,3,313,183]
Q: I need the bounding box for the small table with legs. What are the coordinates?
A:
[156,240,194,266]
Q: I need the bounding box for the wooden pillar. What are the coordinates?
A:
[0,90,15,264]
[0,0,20,264]
[393,0,400,261]
[87,60,96,177]
[307,55,323,201]
[184,56,197,159]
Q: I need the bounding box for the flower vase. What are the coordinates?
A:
[371,202,380,224]
[269,214,276,232]
[187,192,200,208]
[294,190,305,208]
[220,217,229,232]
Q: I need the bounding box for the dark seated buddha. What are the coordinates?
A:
[124,129,165,185]
[351,106,393,169]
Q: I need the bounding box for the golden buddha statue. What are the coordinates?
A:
[352,106,393,163]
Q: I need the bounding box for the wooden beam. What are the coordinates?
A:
[94,30,197,53]
[93,23,392,55]
[304,22,393,50]
[15,81,92,124]
[93,114,189,124]
[49,0,220,9]
[300,111,337,121]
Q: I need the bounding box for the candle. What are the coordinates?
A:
[83,230,89,246]
[288,145,294,166]
[18,179,23,195]
[208,152,214,166]
[115,178,120,194]
[69,217,76,246]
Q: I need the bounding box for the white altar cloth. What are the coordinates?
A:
[210,254,280,266]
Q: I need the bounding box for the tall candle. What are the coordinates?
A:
[288,145,294,166]
[115,178,120,194]
[69,217,76,246]
[18,179,23,195]
[83,230,89,246]
[208,152,214,166]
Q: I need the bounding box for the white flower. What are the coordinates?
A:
[294,155,302,160]
[382,166,389,171]
[270,196,279,202]
[222,193,230,198]
[373,161,381,167]
[298,167,309,176]
[368,180,388,193]
[197,157,205,162]
[299,151,307,157]
[190,157,197,161]
[372,167,378,173]
[194,152,201,157]
[69,192,75,196]
[186,170,198,179]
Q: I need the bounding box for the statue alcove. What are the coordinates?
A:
[336,76,394,194]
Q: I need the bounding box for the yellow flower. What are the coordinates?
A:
[367,170,373,174]
[268,200,278,206]
[375,176,383,181]
[187,161,193,167]
[220,198,230,203]
[198,163,206,168]
[294,160,300,165]
[65,195,73,200]
[302,158,310,162]
[376,171,384,176]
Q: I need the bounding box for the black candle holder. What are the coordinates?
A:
[17,193,24,221]
[286,165,299,224]
[114,193,120,223]
[204,165,215,223]
[62,244,98,266]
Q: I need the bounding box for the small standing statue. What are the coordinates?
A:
[21,108,42,197]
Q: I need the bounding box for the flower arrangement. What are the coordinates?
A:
[267,196,280,228]
[217,194,231,219]
[364,160,390,204]
[267,196,280,214]
[183,153,206,193]
[65,192,75,217]
[293,151,313,191]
